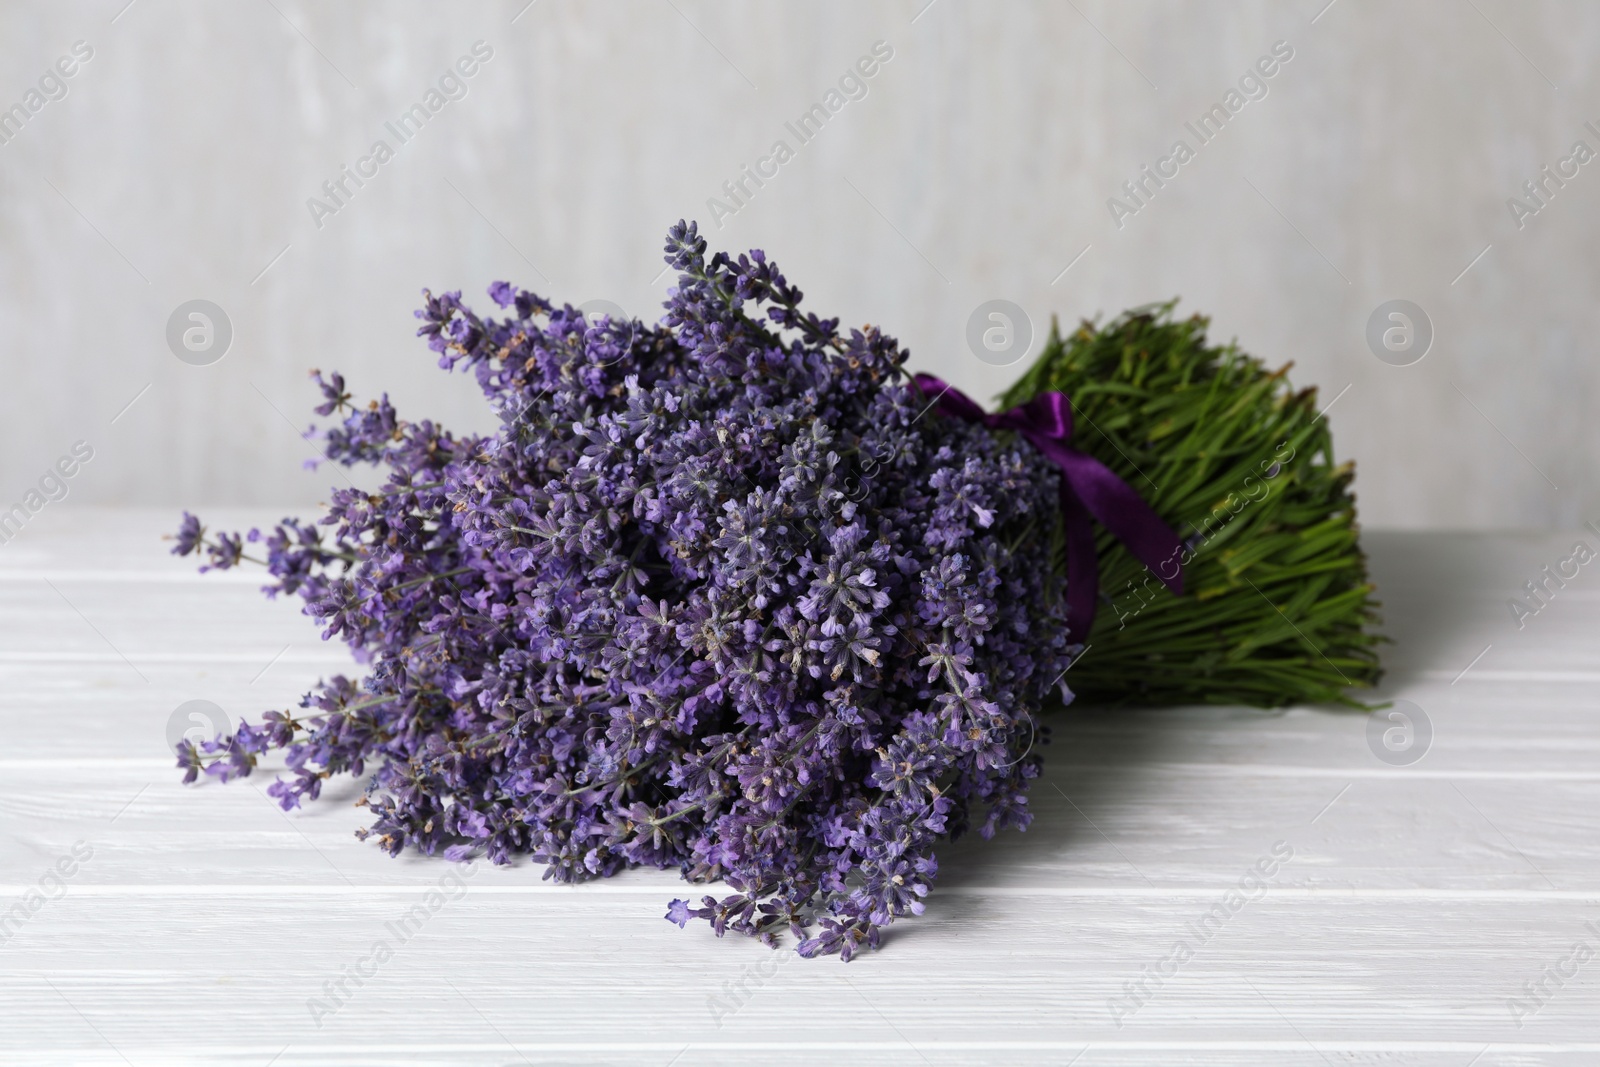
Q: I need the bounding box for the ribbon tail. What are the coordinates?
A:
[1040,441,1185,597]
[1061,486,1100,644]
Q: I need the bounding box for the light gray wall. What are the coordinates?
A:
[1,0,1595,529]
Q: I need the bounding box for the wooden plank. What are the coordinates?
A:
[2,895,1598,1061]
[3,663,1598,771]
[1,753,1595,890]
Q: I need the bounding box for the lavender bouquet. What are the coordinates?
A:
[174,223,1078,959]
[174,222,1380,958]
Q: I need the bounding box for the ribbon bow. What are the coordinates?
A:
[913,374,1183,642]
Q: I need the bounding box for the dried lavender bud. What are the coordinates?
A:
[173,221,1074,958]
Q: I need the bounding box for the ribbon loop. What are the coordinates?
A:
[912,373,1183,641]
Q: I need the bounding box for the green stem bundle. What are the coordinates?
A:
[1001,301,1383,707]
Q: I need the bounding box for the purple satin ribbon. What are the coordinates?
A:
[914,373,1183,641]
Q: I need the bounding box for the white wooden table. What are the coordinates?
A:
[3,508,1597,1066]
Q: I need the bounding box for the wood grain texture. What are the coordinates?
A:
[1,511,1598,1065]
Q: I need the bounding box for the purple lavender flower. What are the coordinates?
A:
[170,221,1074,958]
[171,512,203,557]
